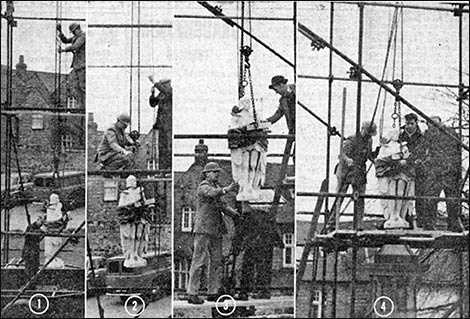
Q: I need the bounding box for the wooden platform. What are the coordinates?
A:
[314,229,470,249]
[173,296,294,309]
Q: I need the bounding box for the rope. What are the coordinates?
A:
[129,1,134,131]
[371,7,398,129]
[137,1,141,132]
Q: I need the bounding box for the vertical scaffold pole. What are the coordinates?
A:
[351,4,364,318]
[329,3,337,317]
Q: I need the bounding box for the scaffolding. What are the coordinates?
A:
[172,2,296,317]
[296,2,469,318]
[1,2,87,317]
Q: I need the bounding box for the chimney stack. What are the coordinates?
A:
[194,139,208,165]
[15,55,27,79]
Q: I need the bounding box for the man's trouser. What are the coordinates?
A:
[328,177,366,231]
[240,244,273,294]
[99,152,134,170]
[187,233,223,295]
[419,170,461,231]
[158,126,172,170]
[71,67,85,108]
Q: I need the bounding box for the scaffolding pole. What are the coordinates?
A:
[298,74,468,89]
[198,1,294,68]
[1,221,85,316]
[298,22,470,152]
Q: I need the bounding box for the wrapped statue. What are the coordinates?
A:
[228,96,270,201]
[375,129,415,229]
[118,175,154,268]
[44,194,66,269]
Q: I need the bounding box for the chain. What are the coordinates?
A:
[246,64,258,128]
[239,45,257,128]
[391,79,404,128]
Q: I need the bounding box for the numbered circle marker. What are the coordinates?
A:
[215,295,236,317]
[373,296,394,318]
[124,295,146,317]
[29,293,49,315]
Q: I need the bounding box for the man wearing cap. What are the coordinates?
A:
[328,121,379,231]
[187,162,240,304]
[57,23,86,108]
[96,113,137,170]
[149,77,172,170]
[265,75,296,134]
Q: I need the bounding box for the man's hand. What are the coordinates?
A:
[344,157,354,166]
[225,181,239,193]
[56,23,62,32]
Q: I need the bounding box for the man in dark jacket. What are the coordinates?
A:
[237,203,284,300]
[22,217,45,289]
[187,162,239,304]
[266,75,296,134]
[399,113,425,228]
[329,121,379,231]
[149,78,172,170]
[96,113,137,170]
[57,23,86,108]
[418,116,464,232]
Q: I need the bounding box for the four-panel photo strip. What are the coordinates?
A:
[1,1,469,318]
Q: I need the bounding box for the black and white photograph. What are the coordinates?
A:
[85,1,172,318]
[1,1,86,318]
[172,1,295,318]
[295,1,469,318]
[2,1,469,318]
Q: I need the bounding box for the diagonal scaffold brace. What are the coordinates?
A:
[198,1,294,68]
[1,221,85,316]
[298,22,469,153]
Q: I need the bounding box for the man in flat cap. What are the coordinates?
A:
[149,77,172,170]
[57,22,86,109]
[328,121,379,231]
[96,113,137,170]
[265,75,296,134]
[186,162,240,304]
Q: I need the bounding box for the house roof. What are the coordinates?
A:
[1,64,68,108]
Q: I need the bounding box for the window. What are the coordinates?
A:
[283,233,295,267]
[174,258,190,290]
[310,290,322,318]
[61,135,74,150]
[103,180,118,201]
[67,96,77,109]
[31,114,44,130]
[147,159,157,170]
[181,207,195,232]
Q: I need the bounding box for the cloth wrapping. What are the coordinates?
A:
[228,97,269,201]
[375,130,415,229]
[118,187,150,268]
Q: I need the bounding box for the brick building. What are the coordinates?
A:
[296,219,469,318]
[1,56,85,174]
[173,140,295,296]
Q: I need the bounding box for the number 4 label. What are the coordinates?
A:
[373,296,394,318]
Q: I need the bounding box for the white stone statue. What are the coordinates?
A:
[229,96,270,201]
[375,130,415,229]
[118,175,153,268]
[44,193,65,269]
